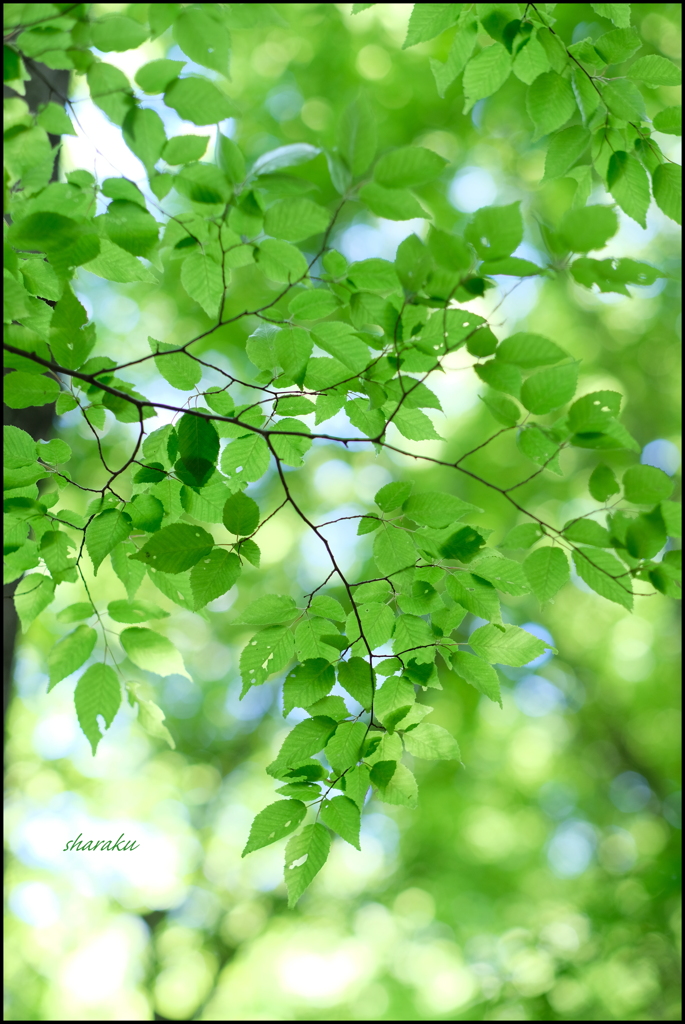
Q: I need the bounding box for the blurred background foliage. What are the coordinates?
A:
[4,3,681,1020]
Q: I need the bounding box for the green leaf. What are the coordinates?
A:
[375,675,415,729]
[36,101,76,136]
[173,7,231,74]
[607,152,650,228]
[468,555,531,596]
[84,238,156,284]
[402,492,480,528]
[276,782,321,799]
[175,162,232,204]
[466,202,523,260]
[479,391,521,426]
[241,595,299,625]
[496,332,566,368]
[469,622,556,665]
[74,663,121,756]
[520,362,579,414]
[103,200,158,258]
[623,465,673,504]
[295,617,345,662]
[588,463,620,501]
[264,198,330,242]
[526,72,576,140]
[131,523,214,574]
[325,720,367,773]
[180,252,223,318]
[628,55,681,86]
[572,548,633,609]
[126,494,165,533]
[242,800,307,856]
[373,526,417,576]
[601,79,646,121]
[543,125,591,179]
[462,43,511,113]
[374,146,448,188]
[48,625,97,691]
[358,182,426,221]
[446,572,501,623]
[652,164,681,226]
[512,31,551,85]
[660,501,681,538]
[375,762,418,808]
[320,795,361,849]
[86,509,132,575]
[135,59,186,94]
[221,434,270,484]
[625,509,667,559]
[111,542,146,600]
[563,519,612,546]
[91,15,148,52]
[652,107,681,136]
[35,438,71,465]
[452,651,501,705]
[120,626,190,678]
[56,603,94,624]
[253,143,321,176]
[594,26,641,64]
[269,716,338,773]
[107,600,169,624]
[343,763,371,809]
[122,107,166,174]
[403,3,461,48]
[500,523,543,549]
[284,823,331,907]
[241,626,295,691]
[40,531,77,585]
[404,722,460,760]
[345,602,394,652]
[590,4,631,28]
[309,595,345,621]
[223,491,260,535]
[375,481,412,512]
[559,205,619,253]
[338,657,374,710]
[256,238,308,282]
[4,371,59,409]
[338,94,377,175]
[517,424,561,472]
[523,546,570,602]
[394,409,443,441]
[271,418,312,467]
[438,526,488,562]
[164,76,235,125]
[14,574,55,632]
[289,289,340,321]
[190,549,241,608]
[283,660,335,715]
[4,426,36,469]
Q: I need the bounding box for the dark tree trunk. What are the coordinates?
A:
[4,63,70,744]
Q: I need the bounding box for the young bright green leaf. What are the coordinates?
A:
[120,626,190,678]
[469,623,556,665]
[164,76,235,125]
[241,626,295,691]
[242,800,307,856]
[404,722,460,760]
[466,202,523,261]
[284,822,331,907]
[526,72,576,140]
[129,683,175,749]
[627,55,681,86]
[264,198,330,242]
[56,603,95,624]
[543,126,591,180]
[607,152,650,228]
[107,600,170,624]
[131,524,214,574]
[594,25,640,63]
[36,438,71,464]
[376,762,419,807]
[325,720,367,773]
[180,252,224,318]
[359,182,426,221]
[173,7,231,74]
[559,205,619,253]
[374,146,448,189]
[402,492,480,528]
[468,555,531,596]
[452,651,502,705]
[500,523,544,550]
[240,595,299,624]
[523,546,570,603]
[403,4,461,48]
[111,542,146,600]
[337,658,374,711]
[48,625,97,691]
[135,59,185,94]
[652,164,681,226]
[283,660,335,716]
[90,15,148,52]
[563,519,612,547]
[74,663,121,756]
[338,94,376,175]
[520,362,579,414]
[446,572,502,623]
[4,371,60,409]
[269,716,338,774]
[572,548,633,610]
[85,509,132,575]
[320,795,361,849]
[462,43,511,113]
[652,107,681,135]
[588,463,620,502]
[622,465,674,504]
[373,526,417,576]
[122,107,166,174]
[190,549,241,608]
[223,492,260,535]
[496,332,567,368]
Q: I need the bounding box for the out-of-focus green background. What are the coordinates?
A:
[5,4,681,1020]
